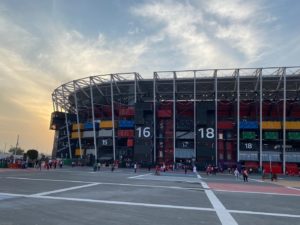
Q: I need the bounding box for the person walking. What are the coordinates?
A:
[134,163,137,173]
[234,168,239,180]
[243,169,248,182]
[38,160,42,171]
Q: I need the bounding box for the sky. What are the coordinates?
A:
[0,0,300,155]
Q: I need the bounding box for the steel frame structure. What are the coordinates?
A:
[52,67,300,173]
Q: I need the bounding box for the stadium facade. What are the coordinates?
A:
[50,67,300,173]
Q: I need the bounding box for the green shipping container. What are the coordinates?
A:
[241,131,256,140]
[264,132,279,140]
[287,132,300,140]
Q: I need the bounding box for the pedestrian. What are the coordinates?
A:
[206,165,211,175]
[111,163,115,172]
[243,169,248,182]
[38,160,42,171]
[184,165,187,174]
[271,173,277,181]
[162,163,166,172]
[134,163,137,173]
[234,168,239,180]
[155,165,160,175]
[59,160,63,168]
[193,165,197,173]
[262,168,265,180]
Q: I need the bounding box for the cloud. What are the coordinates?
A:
[0,7,154,153]
[131,0,277,68]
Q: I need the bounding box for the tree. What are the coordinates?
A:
[8,147,24,155]
[26,149,39,160]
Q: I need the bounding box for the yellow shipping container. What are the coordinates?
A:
[285,121,300,130]
[100,121,116,129]
[72,123,84,131]
[262,121,281,130]
[71,132,83,139]
[75,148,83,156]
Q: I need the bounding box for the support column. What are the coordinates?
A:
[62,87,72,159]
[214,70,218,166]
[134,73,137,104]
[283,67,287,174]
[194,71,196,160]
[259,69,263,169]
[153,73,157,163]
[73,82,83,159]
[173,72,176,164]
[90,78,98,161]
[237,69,240,163]
[110,74,116,161]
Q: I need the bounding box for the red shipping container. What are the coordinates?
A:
[119,107,135,117]
[117,130,134,138]
[263,163,282,174]
[218,140,224,150]
[158,110,172,118]
[127,139,134,147]
[225,142,234,151]
[218,121,234,129]
[286,163,299,175]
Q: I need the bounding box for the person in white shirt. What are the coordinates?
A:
[234,168,239,180]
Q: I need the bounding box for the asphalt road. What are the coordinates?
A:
[0,167,300,225]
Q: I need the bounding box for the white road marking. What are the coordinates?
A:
[30,183,99,196]
[248,178,264,183]
[96,182,204,191]
[287,186,300,191]
[229,209,300,218]
[196,172,238,225]
[31,195,216,211]
[0,191,300,218]
[6,177,92,184]
[214,189,300,197]
[128,173,152,179]
[5,177,203,191]
[0,192,27,197]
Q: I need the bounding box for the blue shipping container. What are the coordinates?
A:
[84,122,98,130]
[119,120,135,128]
[239,121,258,129]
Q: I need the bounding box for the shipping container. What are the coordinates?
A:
[286,121,300,130]
[98,129,113,137]
[100,121,115,129]
[118,120,135,128]
[261,121,281,130]
[71,132,83,139]
[72,123,84,131]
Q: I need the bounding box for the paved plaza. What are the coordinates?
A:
[0,167,300,225]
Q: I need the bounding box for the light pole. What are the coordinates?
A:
[13,135,19,163]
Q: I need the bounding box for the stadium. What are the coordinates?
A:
[50,66,300,174]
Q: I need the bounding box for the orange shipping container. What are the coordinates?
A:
[285,121,300,130]
[261,121,281,130]
[71,132,83,139]
[72,123,84,131]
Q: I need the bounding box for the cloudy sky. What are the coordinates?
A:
[0,0,299,154]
